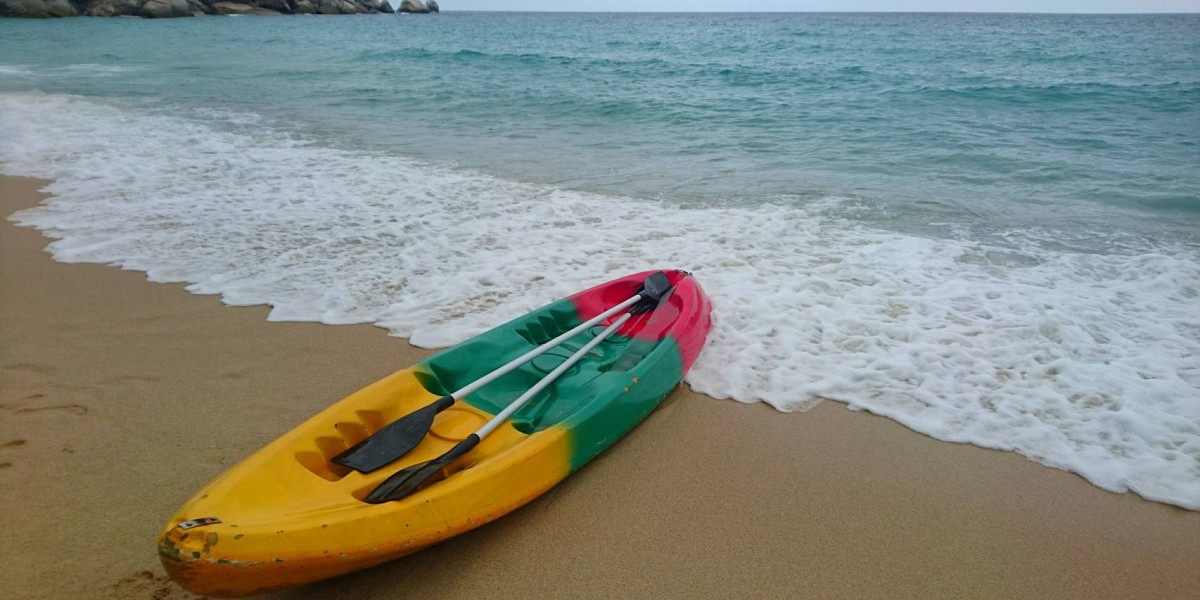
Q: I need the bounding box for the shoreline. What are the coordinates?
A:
[2,173,1198,599]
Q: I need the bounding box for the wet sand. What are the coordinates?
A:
[2,173,1197,599]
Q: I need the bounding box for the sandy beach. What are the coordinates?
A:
[2,172,1198,599]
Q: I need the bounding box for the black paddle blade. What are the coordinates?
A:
[331,395,455,474]
[630,271,673,314]
[363,434,481,504]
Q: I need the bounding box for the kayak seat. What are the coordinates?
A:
[415,298,648,434]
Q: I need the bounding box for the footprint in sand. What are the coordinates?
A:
[111,570,200,600]
[0,439,26,469]
[222,368,253,380]
[101,374,161,386]
[2,362,57,375]
[14,404,88,415]
[0,399,89,418]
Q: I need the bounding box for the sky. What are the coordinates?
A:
[442,1,1200,12]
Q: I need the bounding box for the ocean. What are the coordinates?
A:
[0,12,1197,509]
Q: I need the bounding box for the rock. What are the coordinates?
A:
[360,0,390,13]
[250,0,288,12]
[291,0,349,14]
[397,0,426,13]
[44,0,77,13]
[426,0,436,12]
[211,1,278,14]
[312,0,338,14]
[137,0,191,17]
[0,0,81,17]
[83,0,140,15]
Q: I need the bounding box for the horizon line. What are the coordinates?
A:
[419,9,1200,15]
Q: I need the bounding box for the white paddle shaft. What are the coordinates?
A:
[476,312,633,439]
[451,294,641,400]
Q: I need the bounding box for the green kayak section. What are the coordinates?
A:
[414,297,685,472]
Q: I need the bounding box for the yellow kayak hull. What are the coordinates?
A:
[157,368,571,597]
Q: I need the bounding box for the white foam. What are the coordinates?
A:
[2,91,1198,510]
[0,63,140,78]
[56,63,143,76]
[0,64,34,77]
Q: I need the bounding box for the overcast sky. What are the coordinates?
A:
[442,1,1200,12]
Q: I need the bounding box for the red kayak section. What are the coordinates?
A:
[568,269,712,374]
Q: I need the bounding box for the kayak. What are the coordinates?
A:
[157,269,712,597]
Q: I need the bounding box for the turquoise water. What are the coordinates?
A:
[2,13,1199,508]
[2,13,1197,234]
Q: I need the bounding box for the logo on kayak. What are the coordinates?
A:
[176,517,221,530]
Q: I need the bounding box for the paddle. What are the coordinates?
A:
[363,311,635,504]
[332,272,674,474]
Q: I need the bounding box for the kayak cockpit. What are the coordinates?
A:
[415,317,647,434]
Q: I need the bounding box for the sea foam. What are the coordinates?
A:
[2,91,1197,509]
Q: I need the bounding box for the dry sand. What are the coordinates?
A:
[2,173,1198,599]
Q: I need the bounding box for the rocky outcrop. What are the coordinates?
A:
[1,0,396,16]
[427,0,437,11]
[290,0,385,14]
[0,0,80,17]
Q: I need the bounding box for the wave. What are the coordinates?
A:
[1,91,1198,510]
[904,81,1200,107]
[353,47,581,66]
[0,62,143,78]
